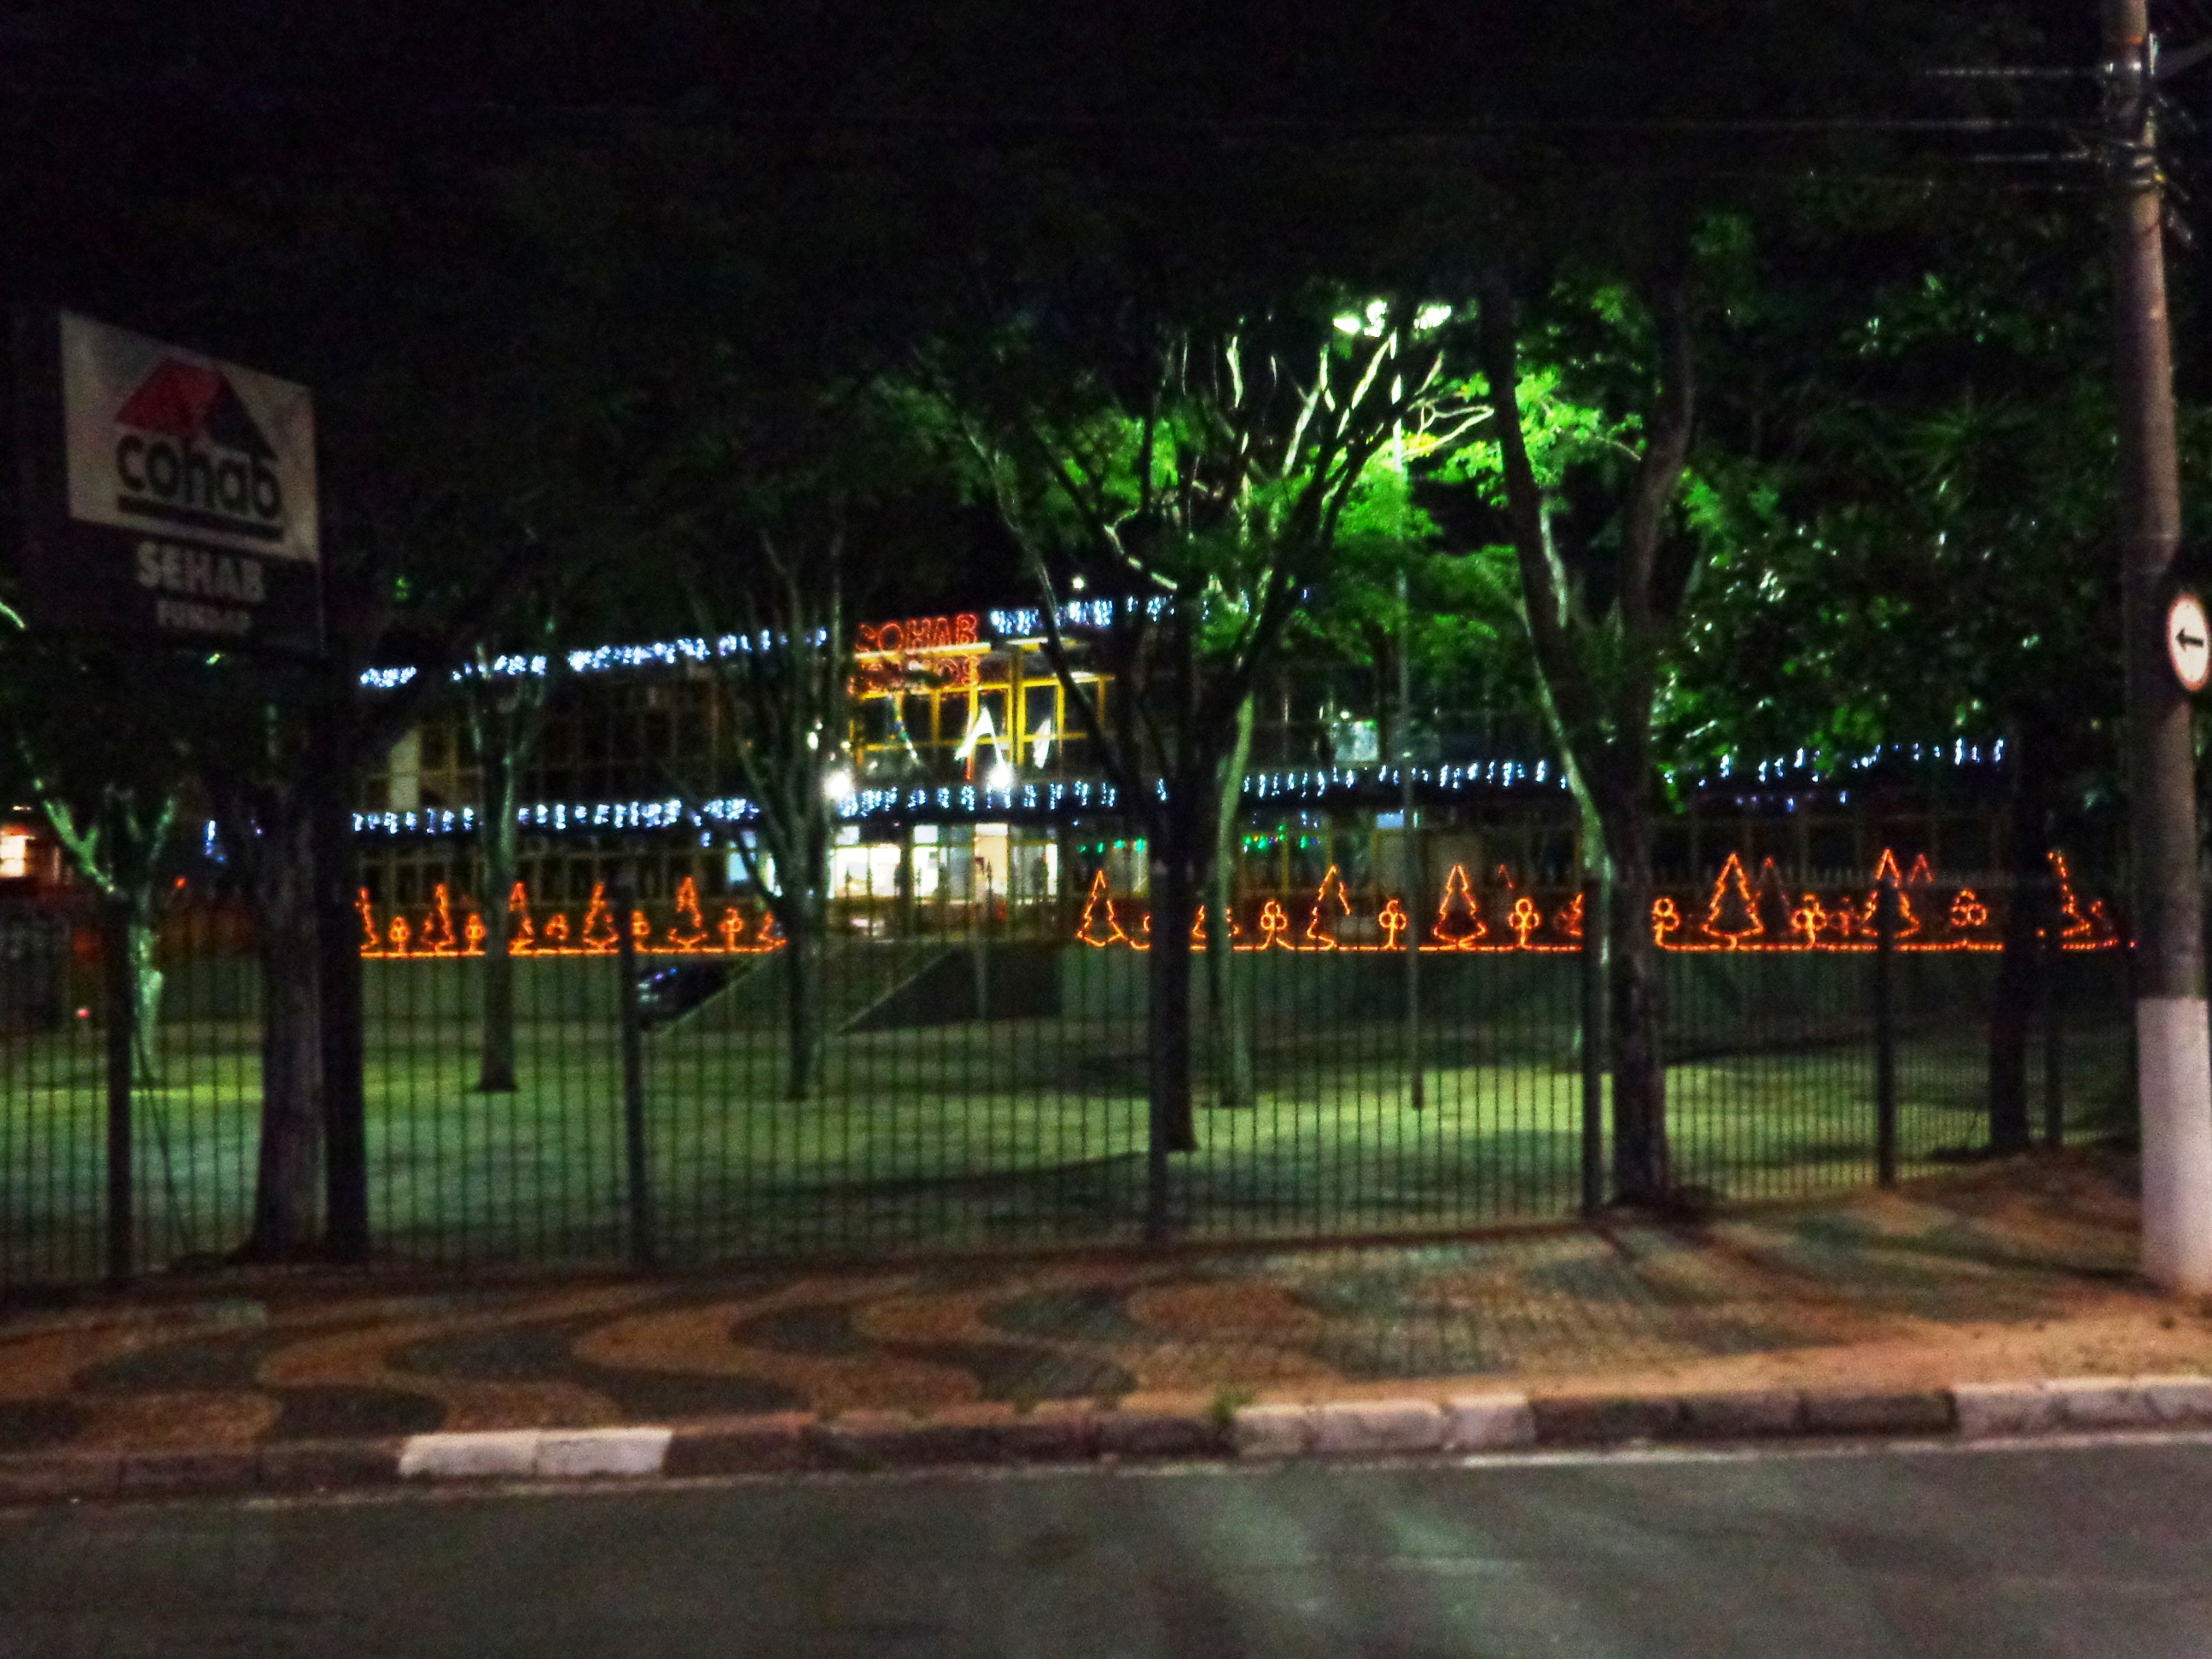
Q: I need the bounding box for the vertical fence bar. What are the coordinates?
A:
[1875,872,1900,1188]
[2042,873,2066,1150]
[101,899,134,1284]
[1580,876,1604,1215]
[614,868,654,1267]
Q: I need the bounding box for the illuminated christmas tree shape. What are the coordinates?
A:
[420,884,458,953]
[1755,857,1793,938]
[668,876,709,949]
[2050,851,2094,940]
[1432,864,1487,947]
[1790,893,1831,946]
[1554,890,1585,941]
[1304,864,1351,949]
[1905,853,1935,887]
[357,888,380,951]
[1076,869,1127,947]
[507,880,536,953]
[1257,899,1291,948]
[1858,849,1923,939]
[579,883,619,951]
[1650,896,1682,944]
[719,906,746,952]
[1190,904,1243,944]
[1377,897,1412,949]
[1701,853,1762,947]
[1507,895,1542,946]
[1948,888,1990,932]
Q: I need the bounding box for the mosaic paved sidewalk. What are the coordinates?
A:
[3,1150,2208,1459]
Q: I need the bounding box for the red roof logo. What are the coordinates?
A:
[115,358,275,459]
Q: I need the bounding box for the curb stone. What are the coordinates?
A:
[2,1375,2209,1505]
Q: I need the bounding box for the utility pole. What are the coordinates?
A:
[2106,0,2212,1291]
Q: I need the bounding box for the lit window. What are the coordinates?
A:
[0,831,29,880]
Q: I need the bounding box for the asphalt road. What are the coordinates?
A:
[5,1436,2212,1657]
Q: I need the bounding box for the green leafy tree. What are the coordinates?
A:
[949,296,1446,1222]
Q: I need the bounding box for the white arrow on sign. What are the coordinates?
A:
[2169,592,2210,694]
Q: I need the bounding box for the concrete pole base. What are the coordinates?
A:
[2139,996,2212,1294]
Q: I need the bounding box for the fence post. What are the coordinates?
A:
[1580,876,1605,1215]
[2042,872,2065,1150]
[101,899,134,1284]
[1875,872,1900,1188]
[614,868,654,1268]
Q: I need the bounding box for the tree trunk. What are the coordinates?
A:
[477,747,521,1093]
[1148,830,1201,1155]
[781,826,830,1102]
[247,809,323,1259]
[1204,696,1256,1109]
[1988,717,2051,1155]
[313,679,369,1263]
[1601,788,1671,1203]
[125,907,164,1087]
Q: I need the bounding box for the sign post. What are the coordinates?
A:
[13,310,321,655]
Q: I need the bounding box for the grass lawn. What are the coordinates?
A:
[0,949,2134,1284]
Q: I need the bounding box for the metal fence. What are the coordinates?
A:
[0,852,2135,1287]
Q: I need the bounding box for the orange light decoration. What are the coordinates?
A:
[579,883,619,952]
[1432,864,1487,948]
[418,884,459,954]
[1305,865,1351,950]
[368,853,2123,962]
[668,876,709,950]
[2051,852,2095,941]
[1555,890,1585,941]
[1858,849,1923,939]
[1076,870,1128,947]
[507,881,535,954]
[1189,903,1243,944]
[1701,853,1763,949]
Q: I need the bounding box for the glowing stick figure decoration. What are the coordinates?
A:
[1507,896,1542,947]
[1378,898,1412,949]
[1790,894,1830,946]
[719,906,747,951]
[1258,899,1291,949]
[507,880,535,954]
[1948,888,1989,932]
[1650,897,1682,945]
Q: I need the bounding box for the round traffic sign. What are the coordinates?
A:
[2169,591,2211,694]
